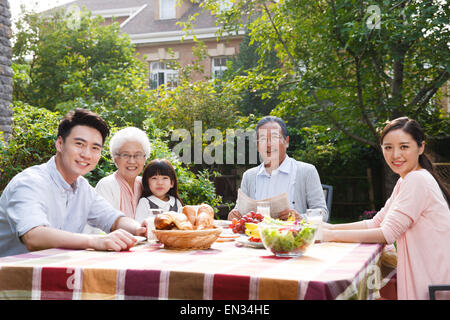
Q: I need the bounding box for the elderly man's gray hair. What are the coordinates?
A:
[256,116,288,139]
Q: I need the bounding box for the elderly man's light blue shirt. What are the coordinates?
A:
[254,155,297,204]
[0,156,124,257]
[238,155,329,221]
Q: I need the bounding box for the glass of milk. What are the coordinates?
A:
[256,201,271,218]
[306,208,324,242]
[145,209,163,243]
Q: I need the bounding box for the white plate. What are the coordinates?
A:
[133,236,147,244]
[214,220,232,227]
[236,236,265,249]
[217,230,240,242]
[219,228,239,237]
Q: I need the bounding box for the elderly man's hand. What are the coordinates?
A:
[278,209,302,221]
[227,209,242,221]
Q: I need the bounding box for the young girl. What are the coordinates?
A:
[322,117,450,300]
[135,159,184,223]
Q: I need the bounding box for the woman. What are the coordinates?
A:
[322,117,450,300]
[83,127,151,233]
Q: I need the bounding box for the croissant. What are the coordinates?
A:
[154,213,175,230]
[169,211,194,230]
[181,204,215,230]
[196,204,215,230]
[154,211,194,230]
[156,205,215,231]
[182,205,198,226]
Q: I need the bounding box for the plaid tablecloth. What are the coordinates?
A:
[0,241,390,300]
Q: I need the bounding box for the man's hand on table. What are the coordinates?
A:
[89,216,147,252]
[112,216,147,237]
[89,229,137,252]
[88,220,148,252]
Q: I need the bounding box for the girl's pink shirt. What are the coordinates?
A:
[366,169,450,300]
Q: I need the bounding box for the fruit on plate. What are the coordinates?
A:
[231,211,264,234]
[245,222,262,242]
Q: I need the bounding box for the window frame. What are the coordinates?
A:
[149,61,178,89]
[159,0,176,20]
[211,56,229,79]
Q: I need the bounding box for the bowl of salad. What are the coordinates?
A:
[258,217,317,257]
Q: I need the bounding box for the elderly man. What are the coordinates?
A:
[228,116,328,221]
[0,109,147,257]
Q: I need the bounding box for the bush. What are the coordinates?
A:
[0,103,59,191]
[0,105,223,212]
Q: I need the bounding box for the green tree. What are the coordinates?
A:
[223,32,282,116]
[12,8,151,127]
[201,0,450,149]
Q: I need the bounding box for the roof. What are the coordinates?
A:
[60,0,148,13]
[121,2,217,35]
[49,0,244,45]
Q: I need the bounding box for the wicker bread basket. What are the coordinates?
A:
[153,226,222,250]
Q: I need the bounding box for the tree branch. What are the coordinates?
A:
[261,3,299,72]
[310,90,378,149]
[408,70,449,109]
[370,54,393,86]
[354,57,378,142]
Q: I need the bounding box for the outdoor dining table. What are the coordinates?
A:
[0,239,396,300]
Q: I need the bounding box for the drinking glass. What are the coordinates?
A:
[256,201,271,218]
[306,208,324,241]
[146,209,163,243]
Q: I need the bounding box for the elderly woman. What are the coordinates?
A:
[83,127,151,234]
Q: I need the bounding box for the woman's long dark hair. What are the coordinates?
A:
[141,159,183,205]
[380,117,449,205]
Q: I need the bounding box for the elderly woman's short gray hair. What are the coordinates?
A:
[109,127,151,159]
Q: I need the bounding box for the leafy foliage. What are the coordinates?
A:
[0,103,59,191]
[222,32,282,116]
[149,77,238,135]
[12,8,152,127]
[0,105,222,210]
[201,0,450,149]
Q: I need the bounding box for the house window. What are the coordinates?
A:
[149,61,178,89]
[160,0,176,20]
[211,57,229,78]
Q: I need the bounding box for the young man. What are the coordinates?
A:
[228,116,328,221]
[0,109,146,257]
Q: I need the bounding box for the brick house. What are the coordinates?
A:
[58,0,244,88]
